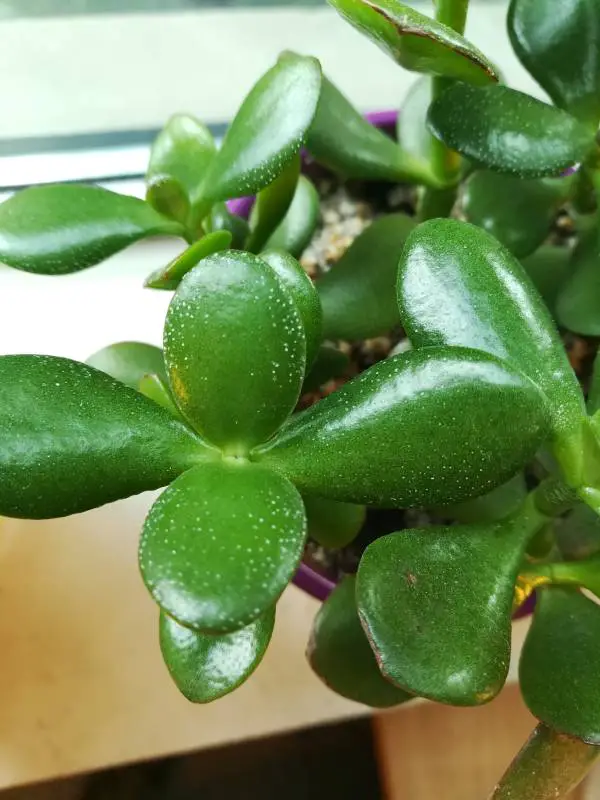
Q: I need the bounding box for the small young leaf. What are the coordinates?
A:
[318,214,415,341]
[199,54,321,202]
[146,114,216,206]
[145,177,190,225]
[328,0,499,84]
[0,184,184,274]
[357,514,535,704]
[164,251,305,451]
[397,77,436,173]
[520,587,600,743]
[208,202,250,249]
[521,245,572,313]
[308,576,413,707]
[556,231,600,335]
[303,494,366,549]
[0,355,207,518]
[397,219,585,438]
[160,607,275,702]
[264,175,320,257]
[302,344,349,393]
[86,341,167,388]
[138,374,182,417]
[508,0,600,126]
[139,461,306,632]
[246,155,300,254]
[256,347,549,508]
[462,172,570,258]
[260,248,323,366]
[144,230,232,290]
[428,84,593,178]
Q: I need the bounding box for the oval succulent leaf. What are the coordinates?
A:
[428,84,593,178]
[520,587,600,743]
[463,172,570,259]
[318,213,414,341]
[0,184,184,274]
[397,77,436,174]
[86,341,167,389]
[357,515,534,704]
[144,230,232,290]
[139,461,306,632]
[256,347,549,508]
[521,245,572,314]
[145,177,190,225]
[164,251,306,451]
[265,175,320,258]
[246,155,300,254]
[159,606,275,702]
[303,494,366,549]
[0,355,207,518]
[556,231,600,335]
[556,503,600,561]
[397,219,585,436]
[260,248,323,366]
[508,0,600,126]
[138,374,182,417]
[200,54,321,202]
[308,576,413,708]
[328,0,499,84]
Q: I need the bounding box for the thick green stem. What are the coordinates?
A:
[532,475,579,519]
[434,0,469,31]
[490,723,600,800]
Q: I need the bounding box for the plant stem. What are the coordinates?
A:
[531,475,579,519]
[434,0,469,39]
[489,723,600,800]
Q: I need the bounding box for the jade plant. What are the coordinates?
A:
[2,0,600,796]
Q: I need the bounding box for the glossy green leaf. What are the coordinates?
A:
[556,231,600,335]
[0,184,184,274]
[164,251,305,451]
[397,219,585,437]
[145,177,190,225]
[308,577,413,707]
[428,84,593,178]
[491,723,600,800]
[520,587,600,743]
[140,461,306,632]
[303,494,365,549]
[257,347,549,507]
[208,202,250,249]
[437,472,527,524]
[318,214,415,341]
[86,341,167,389]
[138,373,181,417]
[306,73,437,185]
[246,155,300,253]
[462,172,569,258]
[144,230,232,290]
[159,607,275,702]
[328,0,499,84]
[265,175,320,258]
[302,344,349,393]
[199,54,321,202]
[556,503,600,561]
[521,245,572,313]
[357,513,536,704]
[260,248,322,366]
[397,77,435,173]
[508,0,600,125]
[147,114,216,207]
[0,355,207,519]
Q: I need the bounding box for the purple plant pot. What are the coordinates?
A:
[228,109,536,616]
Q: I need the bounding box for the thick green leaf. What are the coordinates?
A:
[246,155,300,253]
[264,175,320,258]
[256,347,549,507]
[397,77,435,173]
[306,73,437,185]
[491,723,600,800]
[139,461,306,632]
[521,245,572,313]
[462,172,569,258]
[302,344,349,393]
[556,502,600,561]
[428,84,593,178]
[328,0,498,84]
[146,114,216,207]
[318,214,414,341]
[397,219,585,438]
[164,251,305,451]
[144,230,232,290]
[556,231,600,335]
[260,248,322,366]
[199,54,321,202]
[437,472,528,524]
[308,576,413,707]
[145,177,190,225]
[0,184,184,274]
[508,0,600,126]
[208,202,250,249]
[303,494,365,549]
[520,587,600,743]
[0,355,207,518]
[86,341,167,389]
[357,514,536,705]
[160,607,275,702]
